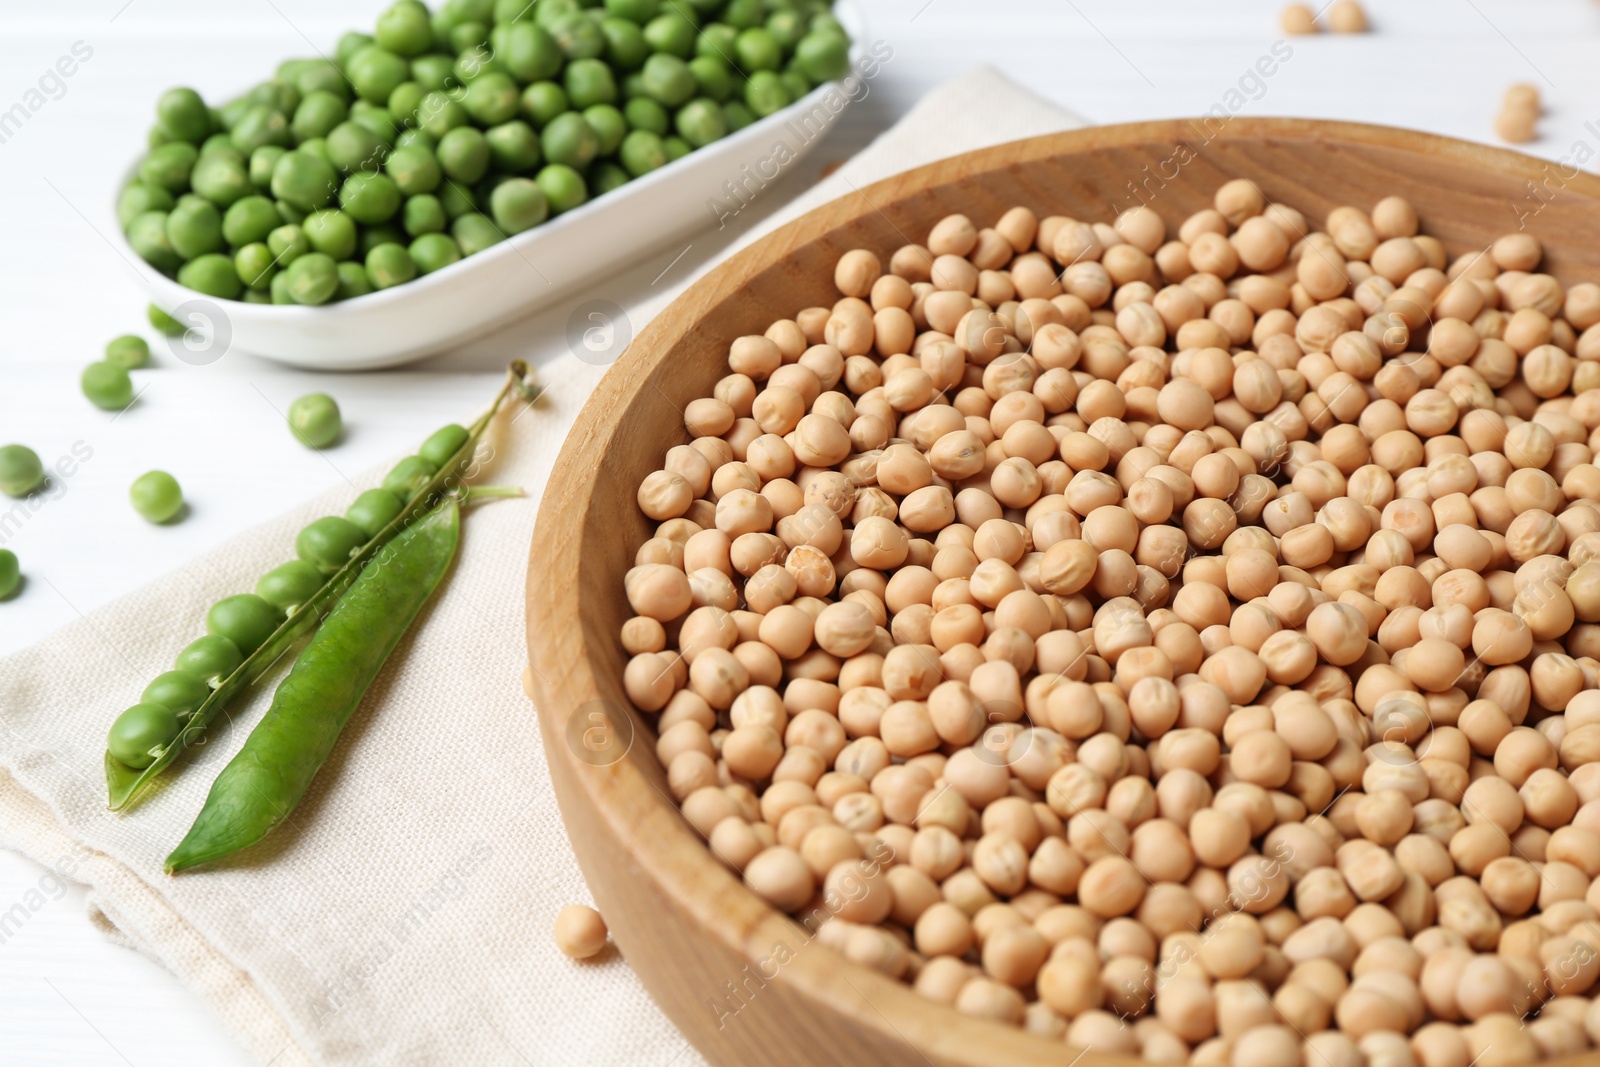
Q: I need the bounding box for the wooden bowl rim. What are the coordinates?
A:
[527,117,1600,1067]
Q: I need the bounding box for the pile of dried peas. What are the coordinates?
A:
[620,180,1600,1067]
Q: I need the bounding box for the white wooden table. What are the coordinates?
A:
[3,1,1599,1062]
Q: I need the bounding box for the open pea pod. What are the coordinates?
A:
[106,361,538,811]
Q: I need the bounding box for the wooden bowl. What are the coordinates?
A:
[526,118,1600,1067]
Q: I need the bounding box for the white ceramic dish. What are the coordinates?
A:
[115,3,867,371]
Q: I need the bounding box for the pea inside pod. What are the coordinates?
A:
[346,487,405,537]
[174,634,243,683]
[206,593,282,654]
[142,670,212,717]
[296,516,369,573]
[256,559,327,609]
[383,454,438,497]
[107,704,182,770]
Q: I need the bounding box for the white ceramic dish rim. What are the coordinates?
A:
[113,2,870,325]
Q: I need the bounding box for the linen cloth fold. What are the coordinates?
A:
[0,67,1082,1067]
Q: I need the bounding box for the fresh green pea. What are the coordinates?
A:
[722,99,755,132]
[167,198,224,260]
[217,97,251,132]
[336,30,376,66]
[621,71,648,99]
[410,232,462,274]
[271,150,338,211]
[277,200,311,225]
[142,671,211,717]
[191,157,249,208]
[723,0,763,29]
[296,515,368,572]
[394,127,436,153]
[580,105,625,156]
[140,141,199,193]
[688,56,733,101]
[623,96,669,135]
[592,161,629,195]
[605,0,660,22]
[437,180,478,219]
[641,53,696,106]
[303,209,358,259]
[487,178,549,235]
[178,254,243,298]
[233,244,275,293]
[348,46,409,105]
[500,21,562,82]
[485,120,542,172]
[438,127,491,182]
[408,53,453,92]
[675,98,727,147]
[358,225,403,257]
[157,87,212,143]
[295,61,349,100]
[338,172,401,224]
[338,261,374,300]
[464,71,521,125]
[256,560,329,613]
[795,31,849,82]
[388,81,427,125]
[418,423,471,468]
[536,163,587,213]
[551,13,605,59]
[376,0,434,56]
[327,120,389,173]
[249,145,287,189]
[744,70,790,116]
[662,134,691,162]
[565,58,617,108]
[449,20,489,53]
[268,223,311,266]
[540,111,598,168]
[221,195,279,246]
[129,211,182,272]
[403,194,447,235]
[148,304,185,336]
[366,243,419,289]
[383,454,438,497]
[453,45,505,85]
[349,103,399,144]
[175,634,244,682]
[766,10,806,51]
[697,23,738,59]
[243,288,273,305]
[600,17,650,70]
[0,549,16,600]
[231,105,292,155]
[0,445,44,497]
[643,11,697,57]
[380,145,438,198]
[285,253,340,305]
[105,335,151,370]
[248,80,301,116]
[619,128,666,177]
[270,271,294,304]
[130,470,183,523]
[452,212,503,256]
[521,81,569,126]
[288,392,342,448]
[531,0,578,27]
[345,487,405,536]
[291,90,348,143]
[207,594,282,654]
[108,704,182,769]
[119,183,175,229]
[198,134,242,162]
[779,69,810,102]
[418,90,471,137]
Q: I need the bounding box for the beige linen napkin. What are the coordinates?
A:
[0,67,1082,1067]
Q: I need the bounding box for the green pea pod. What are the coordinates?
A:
[164,498,459,873]
[106,361,539,811]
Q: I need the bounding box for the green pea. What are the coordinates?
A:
[536,163,587,214]
[688,56,733,102]
[675,98,727,148]
[0,444,44,497]
[183,252,240,292]
[795,31,849,82]
[621,71,648,100]
[82,362,134,411]
[270,271,295,304]
[394,127,436,152]
[465,71,521,126]
[118,183,175,230]
[417,90,471,138]
[600,17,650,70]
[641,53,696,106]
[288,392,342,448]
[271,150,338,211]
[449,20,489,53]
[696,23,738,59]
[296,61,349,100]
[744,70,790,117]
[174,634,243,682]
[350,103,399,146]
[102,335,150,372]
[327,120,389,172]
[540,111,598,169]
[128,470,183,524]
[418,423,471,469]
[0,549,16,600]
[452,212,503,256]
[268,223,311,266]
[619,129,666,177]
[592,161,629,195]
[207,594,282,654]
[357,225,402,256]
[485,120,542,172]
[723,0,763,29]
[403,194,448,236]
[409,53,455,92]
[249,145,287,189]
[296,515,368,573]
[299,137,335,165]
[291,90,348,143]
[363,243,417,290]
[662,134,691,162]
[339,172,401,225]
[766,10,806,51]
[623,96,669,135]
[157,87,212,143]
[148,304,185,336]
[253,560,327,614]
[551,13,606,59]
[337,30,376,65]
[410,232,462,274]
[605,0,660,22]
[298,210,353,260]
[437,180,478,219]
[142,670,211,717]
[230,105,292,155]
[383,454,438,497]
[128,211,181,272]
[388,81,427,125]
[338,261,374,300]
[376,0,434,56]
[722,99,755,132]
[521,81,569,126]
[565,58,617,108]
[198,135,243,162]
[285,253,340,305]
[438,126,491,182]
[500,22,561,83]
[248,79,301,116]
[167,199,223,260]
[219,195,277,247]
[345,487,405,536]
[108,704,182,769]
[530,0,578,27]
[643,11,697,57]
[243,288,273,305]
[348,46,410,104]
[379,147,434,199]
[779,69,810,102]
[479,179,544,236]
[140,141,199,193]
